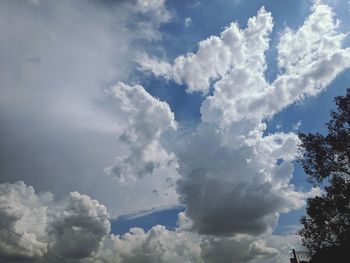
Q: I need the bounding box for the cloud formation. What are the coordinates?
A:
[175,122,323,236]
[0,182,302,263]
[1,1,349,263]
[104,82,176,182]
[139,3,350,123]
[137,7,273,94]
[136,2,349,237]
[0,181,51,261]
[47,192,110,259]
[0,181,111,261]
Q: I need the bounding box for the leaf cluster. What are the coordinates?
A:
[298,89,350,262]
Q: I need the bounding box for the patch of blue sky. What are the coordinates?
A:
[111,207,184,235]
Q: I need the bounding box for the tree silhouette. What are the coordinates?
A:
[298,89,350,263]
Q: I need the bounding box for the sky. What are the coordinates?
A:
[0,0,350,262]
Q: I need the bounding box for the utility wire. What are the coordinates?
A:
[0,227,62,263]
[0,227,45,258]
[0,223,68,263]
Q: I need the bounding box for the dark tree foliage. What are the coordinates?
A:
[298,89,350,263]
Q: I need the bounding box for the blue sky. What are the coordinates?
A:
[1,0,350,262]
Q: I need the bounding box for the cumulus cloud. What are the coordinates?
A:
[104,82,177,182]
[108,225,201,263]
[137,7,273,94]
[1,1,348,263]
[200,236,278,263]
[0,181,51,261]
[106,223,302,263]
[0,181,111,262]
[0,183,303,263]
[137,2,348,239]
[139,4,350,124]
[202,3,350,124]
[175,123,310,236]
[47,192,110,259]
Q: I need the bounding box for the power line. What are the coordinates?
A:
[0,223,68,263]
[0,227,64,263]
[15,177,309,227]
[0,227,45,258]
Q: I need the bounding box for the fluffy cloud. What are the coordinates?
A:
[0,181,110,262]
[108,225,202,263]
[47,192,110,259]
[139,4,350,124]
[138,2,348,239]
[137,7,273,94]
[0,181,51,261]
[0,183,302,263]
[107,224,302,263]
[202,3,350,124]
[175,123,311,236]
[1,1,348,263]
[104,82,176,182]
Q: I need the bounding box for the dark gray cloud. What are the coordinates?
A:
[47,192,110,259]
[200,236,278,263]
[176,123,308,236]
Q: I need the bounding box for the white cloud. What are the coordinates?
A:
[139,3,350,125]
[0,181,51,260]
[0,181,110,261]
[0,182,305,263]
[108,225,202,263]
[201,3,350,125]
[292,120,302,131]
[185,17,192,27]
[137,7,273,94]
[104,82,177,182]
[0,1,347,263]
[133,0,172,40]
[138,0,341,244]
